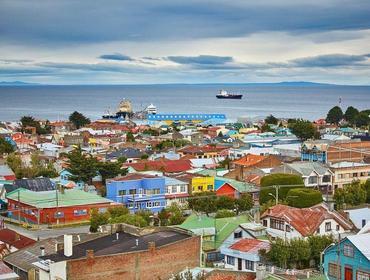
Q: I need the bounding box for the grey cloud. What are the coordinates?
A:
[99,53,133,61]
[167,55,233,65]
[291,54,370,67]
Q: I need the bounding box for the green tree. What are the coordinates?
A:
[0,137,14,154]
[108,206,129,218]
[286,188,323,208]
[265,114,278,125]
[289,119,316,141]
[261,123,273,133]
[364,179,370,203]
[20,116,51,134]
[344,106,359,125]
[69,111,90,129]
[235,193,253,214]
[215,209,236,218]
[126,131,135,142]
[326,106,343,124]
[167,203,186,225]
[90,208,109,232]
[307,235,334,266]
[140,154,149,160]
[216,195,236,210]
[96,161,126,184]
[217,131,224,137]
[354,112,370,128]
[65,146,98,184]
[188,192,217,216]
[334,181,367,209]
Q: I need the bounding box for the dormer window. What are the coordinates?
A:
[234,230,242,239]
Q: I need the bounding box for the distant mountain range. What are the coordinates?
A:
[0,81,364,87]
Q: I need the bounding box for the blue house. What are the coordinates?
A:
[106,173,166,213]
[323,233,370,280]
[60,170,85,189]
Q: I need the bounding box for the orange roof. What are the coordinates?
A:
[261,204,352,236]
[229,238,270,253]
[233,154,266,167]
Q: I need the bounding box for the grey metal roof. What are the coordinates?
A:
[106,148,144,159]
[287,162,331,176]
[12,178,55,192]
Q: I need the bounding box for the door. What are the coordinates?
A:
[345,267,353,280]
[238,258,242,271]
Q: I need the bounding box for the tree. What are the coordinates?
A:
[90,208,109,232]
[364,179,370,203]
[217,131,224,137]
[125,131,135,142]
[20,116,51,134]
[289,119,316,141]
[6,153,22,173]
[286,188,323,208]
[334,180,367,209]
[215,209,236,218]
[354,112,370,128]
[140,154,149,160]
[69,111,90,129]
[326,106,343,124]
[308,235,334,266]
[0,137,14,154]
[188,192,217,216]
[261,123,273,133]
[167,203,186,225]
[235,193,253,214]
[65,146,98,184]
[265,114,278,125]
[344,106,359,125]
[216,195,235,210]
[96,161,126,184]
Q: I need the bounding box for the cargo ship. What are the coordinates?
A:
[216,90,243,99]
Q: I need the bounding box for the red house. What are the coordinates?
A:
[6,188,119,225]
[216,182,239,199]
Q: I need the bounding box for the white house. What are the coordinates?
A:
[261,204,353,240]
[221,238,270,272]
[164,177,189,207]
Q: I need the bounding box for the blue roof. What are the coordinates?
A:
[148,114,226,121]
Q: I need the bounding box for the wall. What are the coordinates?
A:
[323,238,370,280]
[191,177,215,193]
[332,165,370,189]
[65,236,200,280]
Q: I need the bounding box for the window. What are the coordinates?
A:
[54,211,64,218]
[74,209,87,216]
[98,208,107,213]
[180,185,186,192]
[226,256,235,265]
[343,244,354,257]
[154,201,160,207]
[328,263,340,277]
[129,189,137,195]
[336,225,340,231]
[234,230,242,239]
[245,260,254,271]
[285,224,291,232]
[316,228,320,234]
[118,190,126,196]
[323,175,331,183]
[146,202,152,208]
[325,222,332,232]
[198,186,202,191]
[263,220,267,227]
[207,185,213,191]
[308,176,318,184]
[353,173,358,177]
[271,219,285,231]
[172,186,177,193]
[357,271,370,280]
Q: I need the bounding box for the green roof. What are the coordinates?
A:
[178,214,251,251]
[6,188,113,208]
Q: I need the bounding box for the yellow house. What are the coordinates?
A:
[239,127,258,134]
[191,176,215,193]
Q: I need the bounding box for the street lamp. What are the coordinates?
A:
[268,193,277,205]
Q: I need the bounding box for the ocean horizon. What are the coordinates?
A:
[1,83,370,122]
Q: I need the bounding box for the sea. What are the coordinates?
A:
[0,84,369,122]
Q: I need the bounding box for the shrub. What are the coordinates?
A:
[215,209,236,218]
[286,188,323,208]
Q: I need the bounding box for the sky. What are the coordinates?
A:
[0,0,370,85]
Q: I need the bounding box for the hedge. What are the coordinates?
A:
[286,188,323,208]
[259,173,304,204]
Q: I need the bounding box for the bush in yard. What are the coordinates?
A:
[286,188,323,208]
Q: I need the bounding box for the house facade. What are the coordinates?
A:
[330,161,370,189]
[261,204,353,240]
[323,233,370,280]
[6,188,117,224]
[164,176,189,207]
[106,174,166,213]
[221,239,270,272]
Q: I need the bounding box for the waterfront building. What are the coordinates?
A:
[148,113,226,125]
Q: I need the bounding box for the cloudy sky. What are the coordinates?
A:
[1,0,370,85]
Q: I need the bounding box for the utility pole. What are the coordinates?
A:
[56,188,59,225]
[17,189,20,223]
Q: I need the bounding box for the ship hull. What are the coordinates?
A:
[216,95,243,99]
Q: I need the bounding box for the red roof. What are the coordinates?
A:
[261,204,353,236]
[113,173,157,181]
[0,229,36,249]
[126,159,192,173]
[230,238,270,253]
[233,154,266,167]
[0,261,14,275]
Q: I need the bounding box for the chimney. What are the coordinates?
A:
[116,232,119,240]
[86,250,94,259]
[40,246,45,256]
[148,241,156,253]
[64,235,73,257]
[77,235,81,242]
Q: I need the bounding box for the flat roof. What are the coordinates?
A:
[43,230,191,262]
